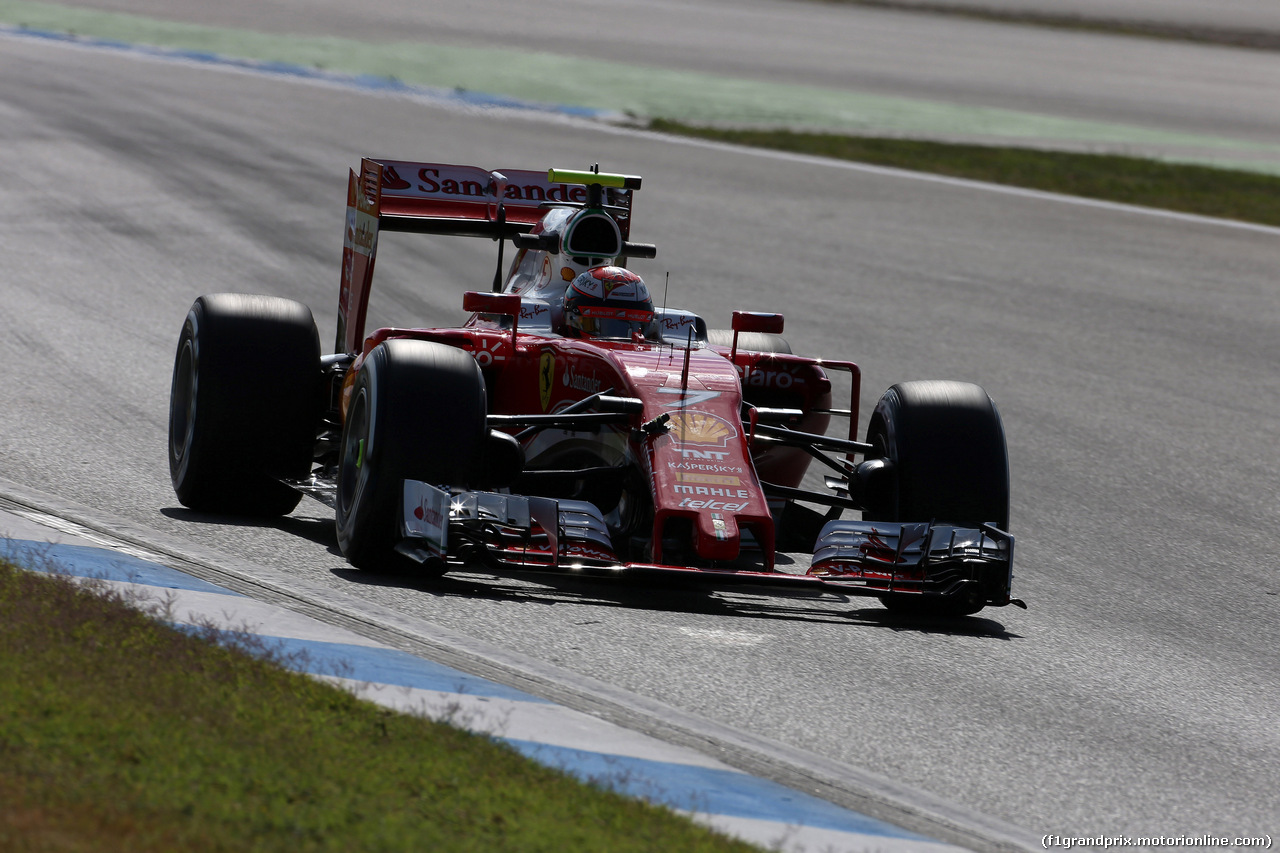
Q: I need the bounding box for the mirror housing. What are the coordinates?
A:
[464,291,525,348]
[731,310,784,334]
[463,291,522,316]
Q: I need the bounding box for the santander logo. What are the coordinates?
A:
[413,501,444,527]
[562,364,602,394]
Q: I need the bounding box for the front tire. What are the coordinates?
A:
[335,339,488,571]
[168,293,320,516]
[864,380,1009,615]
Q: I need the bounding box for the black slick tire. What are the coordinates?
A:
[864,380,1009,615]
[168,293,320,516]
[334,339,488,572]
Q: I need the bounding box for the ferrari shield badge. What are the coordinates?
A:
[539,350,556,411]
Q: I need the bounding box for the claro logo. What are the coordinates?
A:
[735,363,803,389]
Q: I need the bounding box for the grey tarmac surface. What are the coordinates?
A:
[1,18,1278,847]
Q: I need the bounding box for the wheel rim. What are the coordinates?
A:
[338,386,371,517]
[170,338,197,465]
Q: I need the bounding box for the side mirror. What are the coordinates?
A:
[729,311,784,360]
[464,291,525,350]
[731,311,784,334]
[463,291,522,316]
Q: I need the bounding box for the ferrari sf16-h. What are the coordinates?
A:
[168,159,1023,616]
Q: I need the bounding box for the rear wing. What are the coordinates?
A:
[337,158,636,354]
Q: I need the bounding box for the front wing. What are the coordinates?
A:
[399,480,1019,608]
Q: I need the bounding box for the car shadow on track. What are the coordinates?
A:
[157,509,1018,639]
[330,564,1021,640]
[842,607,1020,638]
[161,507,339,548]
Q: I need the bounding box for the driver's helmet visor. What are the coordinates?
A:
[574,305,652,338]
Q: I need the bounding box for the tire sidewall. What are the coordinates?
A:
[334,339,488,568]
[169,306,203,491]
[167,293,320,515]
[865,380,1009,530]
[335,348,390,562]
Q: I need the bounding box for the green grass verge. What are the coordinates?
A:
[818,0,1280,52]
[0,560,759,852]
[649,119,1280,228]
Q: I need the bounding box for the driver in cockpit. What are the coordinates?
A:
[560,266,654,340]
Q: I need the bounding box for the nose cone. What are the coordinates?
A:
[695,511,741,562]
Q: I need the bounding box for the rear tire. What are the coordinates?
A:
[168,293,320,516]
[706,328,792,354]
[335,339,488,571]
[864,380,1009,615]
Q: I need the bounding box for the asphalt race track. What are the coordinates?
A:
[1,2,1278,845]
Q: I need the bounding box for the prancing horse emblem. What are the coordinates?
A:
[539,351,556,411]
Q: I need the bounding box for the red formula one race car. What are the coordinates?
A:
[168,160,1024,615]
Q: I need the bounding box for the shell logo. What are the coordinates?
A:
[668,411,736,447]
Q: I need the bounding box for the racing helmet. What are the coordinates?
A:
[562,267,653,339]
